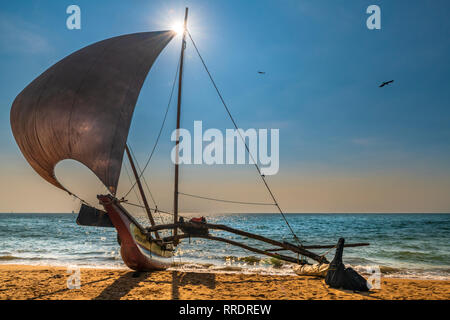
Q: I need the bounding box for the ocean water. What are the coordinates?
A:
[0,213,449,280]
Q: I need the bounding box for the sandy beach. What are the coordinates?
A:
[0,265,448,300]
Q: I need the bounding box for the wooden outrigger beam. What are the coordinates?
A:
[164,233,305,265]
[147,222,339,264]
[265,242,370,252]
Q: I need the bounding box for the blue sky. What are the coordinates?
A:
[1,0,450,213]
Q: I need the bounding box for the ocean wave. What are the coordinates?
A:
[168,262,295,276]
[349,264,450,280]
[0,255,20,261]
[224,255,261,264]
[168,259,450,280]
[0,255,56,261]
[223,255,292,268]
[377,249,449,263]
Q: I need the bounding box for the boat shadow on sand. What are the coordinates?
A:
[318,278,383,300]
[171,271,216,300]
[27,271,381,300]
[94,271,217,300]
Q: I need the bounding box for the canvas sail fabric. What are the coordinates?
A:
[10,31,175,195]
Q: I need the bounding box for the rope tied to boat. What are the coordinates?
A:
[319,244,337,261]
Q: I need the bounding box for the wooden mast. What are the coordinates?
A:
[173,7,189,244]
[125,145,160,240]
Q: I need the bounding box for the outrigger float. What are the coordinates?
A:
[11,8,369,272]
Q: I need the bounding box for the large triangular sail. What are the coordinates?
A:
[10,31,175,195]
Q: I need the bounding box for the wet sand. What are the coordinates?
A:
[0,265,448,300]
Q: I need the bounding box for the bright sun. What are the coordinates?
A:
[171,22,184,35]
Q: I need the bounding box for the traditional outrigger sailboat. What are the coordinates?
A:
[10,8,369,272]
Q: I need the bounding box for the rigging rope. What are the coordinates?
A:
[122,201,175,217]
[187,29,303,246]
[128,144,167,224]
[178,192,275,206]
[123,162,144,209]
[319,244,337,258]
[122,55,181,199]
[128,144,157,207]
[70,193,95,210]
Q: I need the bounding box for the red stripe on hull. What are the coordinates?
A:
[98,195,171,271]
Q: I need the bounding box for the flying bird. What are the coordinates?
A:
[379,80,394,88]
[257,71,266,74]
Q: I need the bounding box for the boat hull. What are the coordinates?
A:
[98,195,173,271]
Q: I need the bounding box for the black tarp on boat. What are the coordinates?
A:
[76,204,114,228]
[325,238,369,291]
